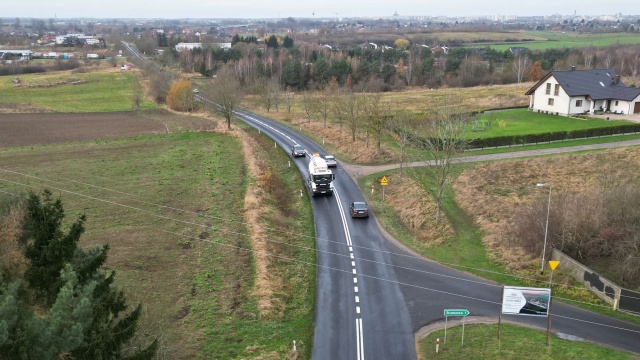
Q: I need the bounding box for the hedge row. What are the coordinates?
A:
[467,124,640,149]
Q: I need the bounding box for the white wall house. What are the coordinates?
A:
[175,42,202,51]
[526,68,640,116]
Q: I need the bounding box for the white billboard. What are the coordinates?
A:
[502,286,550,317]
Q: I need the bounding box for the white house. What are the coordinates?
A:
[175,42,202,51]
[526,68,640,116]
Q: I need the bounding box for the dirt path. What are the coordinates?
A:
[340,138,640,178]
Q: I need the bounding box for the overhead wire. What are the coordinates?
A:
[5,179,636,336]
[1,167,637,304]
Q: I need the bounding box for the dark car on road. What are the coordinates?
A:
[349,201,369,218]
[324,155,337,167]
[291,144,306,157]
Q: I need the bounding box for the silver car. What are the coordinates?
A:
[324,155,337,167]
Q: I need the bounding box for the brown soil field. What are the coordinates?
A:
[0,109,217,148]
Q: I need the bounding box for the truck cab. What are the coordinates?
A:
[307,152,335,196]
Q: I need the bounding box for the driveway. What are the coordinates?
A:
[341,138,640,178]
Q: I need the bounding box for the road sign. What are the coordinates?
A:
[380,176,389,186]
[548,260,560,271]
[444,309,469,317]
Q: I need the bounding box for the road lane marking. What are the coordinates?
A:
[357,318,364,360]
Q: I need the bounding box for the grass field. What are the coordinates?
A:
[417,323,637,360]
[475,31,640,51]
[0,69,158,112]
[470,109,635,139]
[0,130,315,358]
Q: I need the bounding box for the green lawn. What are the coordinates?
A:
[418,323,637,360]
[470,109,634,139]
[477,31,640,51]
[0,70,158,112]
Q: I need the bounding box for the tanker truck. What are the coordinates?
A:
[307,152,335,197]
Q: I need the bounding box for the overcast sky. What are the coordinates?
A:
[3,1,632,19]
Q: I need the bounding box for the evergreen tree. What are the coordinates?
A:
[313,58,330,85]
[231,34,240,46]
[22,189,85,307]
[283,35,294,48]
[1,190,157,359]
[266,35,279,49]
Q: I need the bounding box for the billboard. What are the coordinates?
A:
[502,286,551,317]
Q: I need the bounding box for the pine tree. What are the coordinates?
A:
[22,189,86,307]
[266,35,279,49]
[283,35,294,48]
[1,190,158,359]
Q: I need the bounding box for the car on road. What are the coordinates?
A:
[291,144,306,157]
[324,155,337,167]
[349,201,369,218]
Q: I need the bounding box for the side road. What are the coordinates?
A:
[340,138,640,178]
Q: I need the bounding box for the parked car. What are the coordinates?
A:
[324,155,337,167]
[291,144,306,157]
[349,201,369,218]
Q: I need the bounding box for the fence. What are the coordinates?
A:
[551,249,620,309]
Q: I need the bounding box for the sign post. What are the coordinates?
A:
[547,261,559,346]
[380,176,389,201]
[444,309,469,346]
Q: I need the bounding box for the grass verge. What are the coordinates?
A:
[417,323,637,360]
[357,167,640,326]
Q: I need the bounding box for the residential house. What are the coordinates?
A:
[525,68,640,116]
[175,42,202,51]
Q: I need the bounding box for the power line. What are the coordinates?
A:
[2,178,640,335]
[1,168,639,303]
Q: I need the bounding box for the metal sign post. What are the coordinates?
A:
[444,309,469,347]
[380,176,388,201]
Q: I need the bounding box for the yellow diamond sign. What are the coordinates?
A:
[548,261,560,271]
[380,176,389,186]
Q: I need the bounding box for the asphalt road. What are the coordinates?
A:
[235,110,640,357]
[235,110,416,359]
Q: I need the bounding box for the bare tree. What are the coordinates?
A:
[413,103,472,225]
[131,74,142,108]
[254,77,281,112]
[337,89,363,142]
[281,86,294,114]
[361,92,390,151]
[301,91,314,122]
[388,109,417,177]
[314,89,332,127]
[203,66,244,129]
[511,54,532,83]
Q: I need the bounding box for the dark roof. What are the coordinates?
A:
[526,68,640,101]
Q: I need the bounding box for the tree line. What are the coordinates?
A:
[139,31,640,91]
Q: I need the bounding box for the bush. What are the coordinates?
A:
[468,123,640,148]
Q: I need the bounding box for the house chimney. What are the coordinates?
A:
[615,75,620,84]
[571,66,576,71]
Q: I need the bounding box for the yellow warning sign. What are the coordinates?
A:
[548,261,560,271]
[380,176,389,186]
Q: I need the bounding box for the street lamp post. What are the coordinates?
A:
[536,183,551,274]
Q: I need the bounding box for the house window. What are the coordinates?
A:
[554,84,560,96]
[548,98,554,106]
[615,101,619,106]
[576,100,583,107]
[545,83,551,95]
